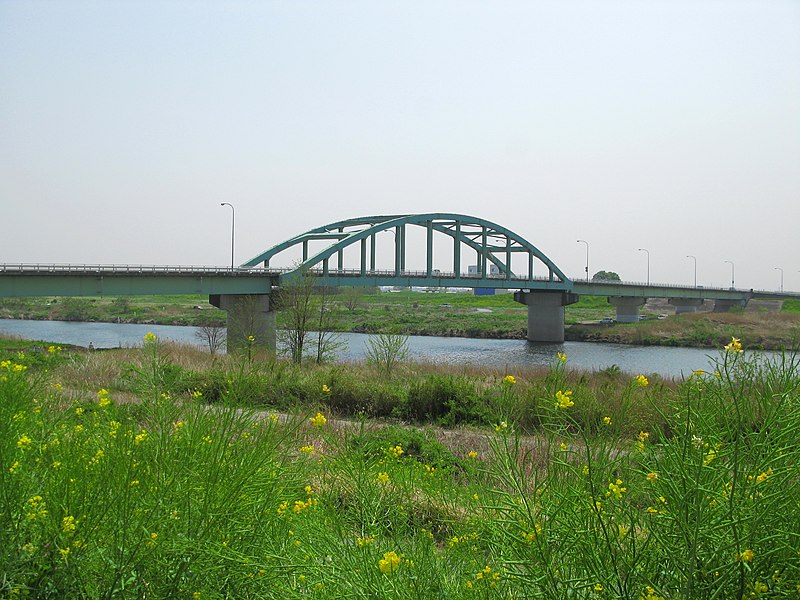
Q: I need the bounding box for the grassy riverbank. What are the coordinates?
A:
[2,337,800,597]
[2,292,799,349]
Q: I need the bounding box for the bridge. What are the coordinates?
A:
[1,213,797,349]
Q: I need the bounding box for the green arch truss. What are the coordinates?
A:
[242,213,572,291]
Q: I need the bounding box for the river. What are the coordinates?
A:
[0,318,741,379]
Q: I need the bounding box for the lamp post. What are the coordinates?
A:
[774,267,784,292]
[220,202,235,270]
[577,239,589,281]
[724,260,735,289]
[686,255,697,288]
[638,248,650,285]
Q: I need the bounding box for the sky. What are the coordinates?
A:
[1,0,798,292]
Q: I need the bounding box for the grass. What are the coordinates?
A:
[571,311,800,350]
[2,335,800,598]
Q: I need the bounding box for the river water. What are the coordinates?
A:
[0,318,739,379]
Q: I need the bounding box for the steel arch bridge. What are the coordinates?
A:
[242,213,572,291]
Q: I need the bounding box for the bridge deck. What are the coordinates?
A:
[0,264,797,300]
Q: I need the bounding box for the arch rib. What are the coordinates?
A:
[242,213,571,287]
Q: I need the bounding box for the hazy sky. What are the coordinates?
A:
[1,0,798,291]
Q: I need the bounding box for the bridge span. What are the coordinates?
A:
[1,213,797,349]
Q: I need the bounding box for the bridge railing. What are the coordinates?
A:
[0,263,278,275]
[570,277,750,294]
[300,267,558,282]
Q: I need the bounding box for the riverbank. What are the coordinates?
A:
[2,292,798,350]
[2,336,799,597]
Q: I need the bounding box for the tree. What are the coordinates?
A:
[276,272,345,365]
[365,332,410,376]
[592,270,621,282]
[276,273,315,364]
[312,284,345,365]
[341,286,363,311]
[57,297,94,321]
[194,324,226,355]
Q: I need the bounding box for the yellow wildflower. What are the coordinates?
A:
[357,536,375,547]
[494,421,508,432]
[555,390,574,409]
[738,549,754,562]
[388,445,404,458]
[646,472,658,482]
[144,332,157,344]
[62,515,78,534]
[467,451,478,459]
[602,416,612,426]
[635,375,649,387]
[755,468,773,484]
[16,435,32,450]
[376,472,390,485]
[606,479,627,499]
[299,445,315,454]
[309,412,327,427]
[378,551,401,574]
[503,374,517,385]
[557,351,567,363]
[640,586,665,600]
[724,337,743,353]
[321,384,331,394]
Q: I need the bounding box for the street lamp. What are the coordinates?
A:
[220,202,235,270]
[577,240,589,281]
[724,260,735,289]
[638,248,650,285]
[686,255,697,288]
[774,267,784,292]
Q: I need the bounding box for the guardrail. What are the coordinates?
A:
[0,264,278,275]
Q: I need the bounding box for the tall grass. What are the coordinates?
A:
[1,338,799,598]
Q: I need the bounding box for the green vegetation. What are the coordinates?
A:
[2,336,800,597]
[783,299,800,314]
[0,295,226,327]
[591,270,621,281]
[572,311,800,350]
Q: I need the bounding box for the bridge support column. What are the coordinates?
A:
[668,298,704,314]
[609,297,646,323]
[514,291,579,342]
[713,298,748,313]
[210,294,276,353]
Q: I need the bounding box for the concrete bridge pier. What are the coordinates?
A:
[713,298,748,313]
[514,291,579,342]
[209,294,276,353]
[609,296,646,322]
[668,298,705,314]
